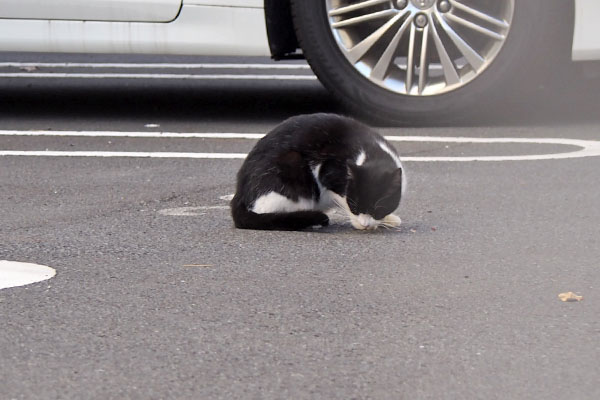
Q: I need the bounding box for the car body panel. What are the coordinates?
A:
[0,0,182,23]
[573,0,600,60]
[0,1,598,61]
[0,5,270,56]
[186,0,262,7]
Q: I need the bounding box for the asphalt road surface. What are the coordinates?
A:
[1,53,600,399]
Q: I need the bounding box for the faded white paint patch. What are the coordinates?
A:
[158,206,229,216]
[0,260,56,290]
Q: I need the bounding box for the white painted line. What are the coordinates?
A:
[385,136,600,162]
[158,206,230,216]
[0,62,311,70]
[2,130,600,162]
[0,260,56,290]
[0,73,317,81]
[0,130,266,139]
[0,150,248,159]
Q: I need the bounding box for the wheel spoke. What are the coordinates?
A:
[438,14,484,70]
[418,24,430,95]
[444,13,505,41]
[371,13,412,81]
[331,9,398,29]
[449,0,510,30]
[329,0,391,17]
[429,14,460,85]
[347,13,404,64]
[406,24,416,93]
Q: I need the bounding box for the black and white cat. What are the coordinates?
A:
[231,113,405,231]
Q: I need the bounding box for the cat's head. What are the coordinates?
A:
[345,162,403,230]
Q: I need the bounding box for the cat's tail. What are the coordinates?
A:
[231,197,329,231]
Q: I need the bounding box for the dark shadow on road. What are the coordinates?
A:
[0,80,342,125]
[0,73,598,128]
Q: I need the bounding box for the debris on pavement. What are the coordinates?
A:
[558,292,583,302]
[19,66,38,72]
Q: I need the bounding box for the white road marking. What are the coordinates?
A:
[2,130,600,162]
[0,260,56,290]
[385,136,600,162]
[0,150,247,159]
[0,62,311,70]
[0,72,317,81]
[0,130,266,139]
[158,206,230,216]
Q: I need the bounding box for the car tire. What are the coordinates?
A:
[290,0,573,125]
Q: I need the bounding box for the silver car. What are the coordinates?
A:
[0,0,598,123]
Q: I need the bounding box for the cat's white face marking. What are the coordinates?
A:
[311,163,323,187]
[251,191,315,214]
[355,150,366,166]
[377,141,403,168]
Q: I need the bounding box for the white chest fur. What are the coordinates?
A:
[250,190,345,214]
[250,191,316,214]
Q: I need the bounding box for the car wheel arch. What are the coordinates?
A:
[264,0,300,60]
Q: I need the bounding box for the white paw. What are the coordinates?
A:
[351,214,378,230]
[382,214,402,227]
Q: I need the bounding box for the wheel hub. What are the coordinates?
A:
[410,0,435,10]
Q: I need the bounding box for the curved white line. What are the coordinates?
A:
[383,136,600,162]
[2,131,600,162]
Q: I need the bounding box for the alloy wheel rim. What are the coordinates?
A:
[326,0,515,96]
